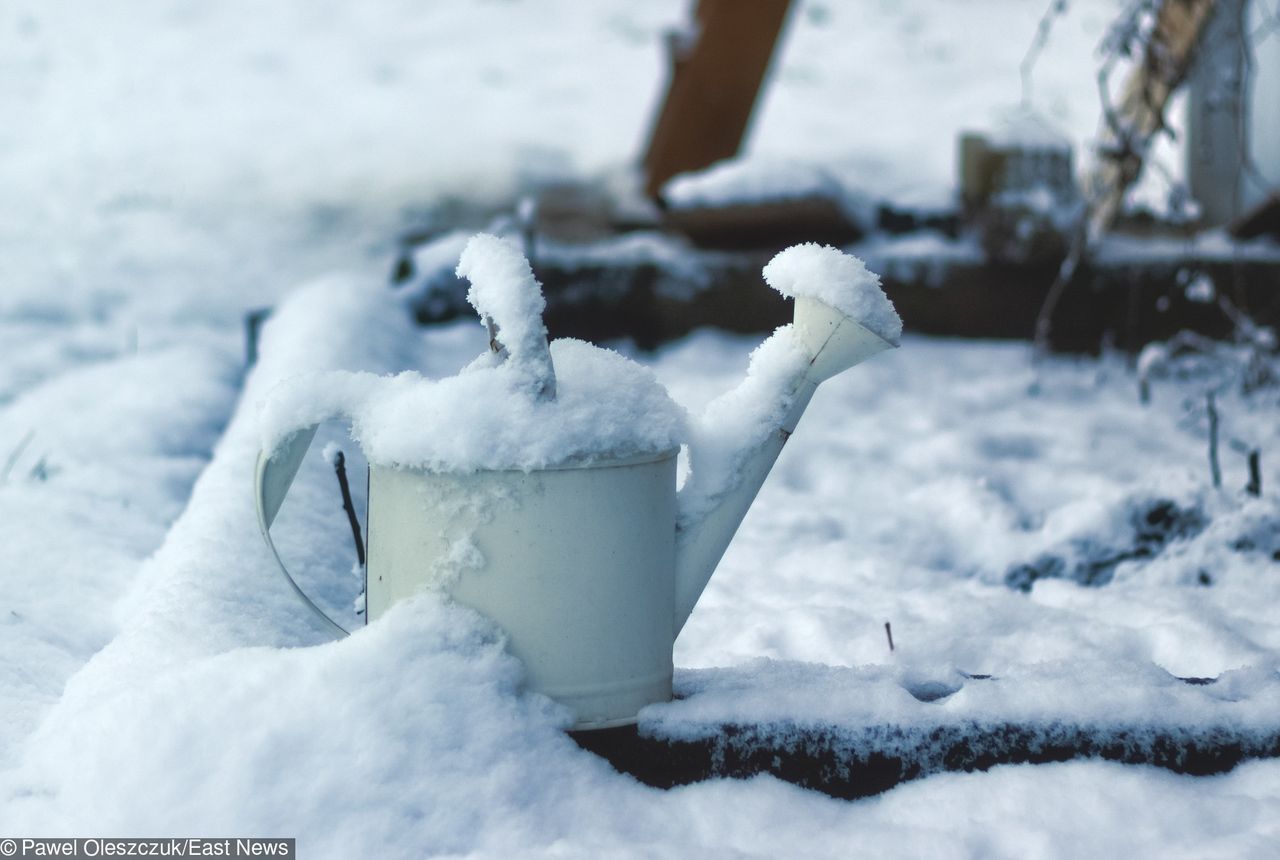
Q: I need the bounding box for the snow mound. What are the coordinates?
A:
[262,237,687,471]
[261,339,687,472]
[663,157,872,224]
[5,596,576,846]
[763,244,902,345]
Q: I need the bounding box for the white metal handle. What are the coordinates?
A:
[254,425,350,638]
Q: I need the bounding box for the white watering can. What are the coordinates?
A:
[255,236,898,729]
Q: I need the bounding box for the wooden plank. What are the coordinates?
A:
[572,719,1280,799]
[641,0,794,199]
[662,196,864,251]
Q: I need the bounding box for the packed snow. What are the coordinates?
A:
[4,0,1280,856]
[662,157,875,227]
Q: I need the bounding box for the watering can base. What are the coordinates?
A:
[545,668,673,730]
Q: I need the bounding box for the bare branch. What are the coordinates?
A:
[1021,0,1071,107]
[1207,391,1222,488]
[0,430,35,485]
[332,450,366,568]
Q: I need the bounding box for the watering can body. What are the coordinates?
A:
[255,440,680,729]
[366,452,678,728]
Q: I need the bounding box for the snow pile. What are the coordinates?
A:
[763,244,902,345]
[261,238,687,471]
[664,158,839,206]
[3,597,600,852]
[662,157,874,225]
[0,346,238,769]
[260,339,685,472]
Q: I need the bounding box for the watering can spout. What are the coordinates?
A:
[672,296,897,634]
[791,295,900,383]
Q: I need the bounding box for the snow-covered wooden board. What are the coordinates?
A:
[575,662,1280,797]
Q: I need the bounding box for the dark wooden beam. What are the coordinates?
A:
[1230,194,1280,240]
[573,715,1280,799]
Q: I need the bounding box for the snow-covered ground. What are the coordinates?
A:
[3,0,1279,856]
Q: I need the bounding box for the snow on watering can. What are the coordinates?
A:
[255,234,900,729]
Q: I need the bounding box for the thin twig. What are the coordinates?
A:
[1021,0,1070,107]
[1033,220,1089,355]
[244,308,271,368]
[517,195,538,271]
[28,456,50,482]
[884,622,895,653]
[332,450,366,568]
[1206,391,1222,488]
[1246,449,1261,496]
[0,430,35,485]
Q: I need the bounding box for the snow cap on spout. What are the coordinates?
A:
[673,245,899,632]
[763,243,901,382]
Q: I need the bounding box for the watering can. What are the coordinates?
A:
[255,236,897,729]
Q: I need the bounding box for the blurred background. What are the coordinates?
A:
[3,0,1276,357]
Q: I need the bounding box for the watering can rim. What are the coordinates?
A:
[369,445,680,476]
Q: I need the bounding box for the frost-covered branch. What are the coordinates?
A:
[1035,0,1218,355]
[1021,0,1071,107]
[1207,391,1222,487]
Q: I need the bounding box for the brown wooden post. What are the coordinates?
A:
[641,0,794,200]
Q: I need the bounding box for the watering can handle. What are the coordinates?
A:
[254,425,351,638]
